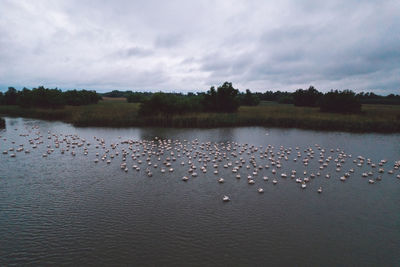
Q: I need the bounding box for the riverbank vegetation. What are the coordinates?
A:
[0,86,101,108]
[1,83,399,132]
[0,98,399,132]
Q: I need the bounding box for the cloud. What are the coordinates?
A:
[0,0,399,93]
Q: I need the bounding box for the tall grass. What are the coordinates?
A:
[1,100,400,132]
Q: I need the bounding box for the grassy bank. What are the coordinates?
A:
[1,99,400,132]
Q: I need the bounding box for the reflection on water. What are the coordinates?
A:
[0,117,400,266]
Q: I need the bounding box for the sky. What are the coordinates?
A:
[0,0,399,94]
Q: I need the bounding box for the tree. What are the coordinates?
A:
[138,92,202,116]
[203,82,240,112]
[320,90,361,113]
[4,87,18,105]
[239,89,260,106]
[293,86,322,107]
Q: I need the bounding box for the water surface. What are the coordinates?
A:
[1,117,399,266]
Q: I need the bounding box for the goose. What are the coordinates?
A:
[301,182,306,189]
[182,176,189,181]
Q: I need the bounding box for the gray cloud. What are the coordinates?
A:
[0,0,399,93]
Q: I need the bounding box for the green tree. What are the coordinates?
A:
[293,86,322,107]
[320,90,361,113]
[203,82,240,112]
[4,87,18,105]
[239,89,260,106]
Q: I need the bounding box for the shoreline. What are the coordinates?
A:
[1,102,399,133]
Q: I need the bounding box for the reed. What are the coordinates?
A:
[1,100,399,132]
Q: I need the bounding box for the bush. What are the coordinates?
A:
[320,90,361,113]
[126,92,152,103]
[138,92,202,116]
[278,95,294,104]
[239,89,260,106]
[293,86,322,107]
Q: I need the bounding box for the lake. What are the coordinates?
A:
[1,117,399,266]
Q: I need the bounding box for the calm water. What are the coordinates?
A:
[1,117,399,266]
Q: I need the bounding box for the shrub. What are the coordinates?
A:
[320,90,361,113]
[239,89,260,106]
[293,86,322,107]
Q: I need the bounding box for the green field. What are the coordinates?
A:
[1,99,400,132]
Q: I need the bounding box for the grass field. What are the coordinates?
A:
[1,99,399,132]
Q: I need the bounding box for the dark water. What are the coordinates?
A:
[1,117,399,266]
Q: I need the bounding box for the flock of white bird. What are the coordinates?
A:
[2,124,400,202]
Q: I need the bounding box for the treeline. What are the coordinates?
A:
[117,82,399,115]
[138,82,243,115]
[291,86,362,113]
[0,86,101,108]
[357,92,400,105]
[124,88,260,107]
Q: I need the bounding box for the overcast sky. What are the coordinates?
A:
[0,0,399,94]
